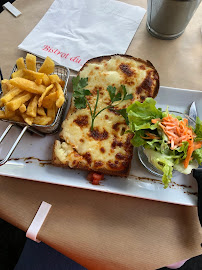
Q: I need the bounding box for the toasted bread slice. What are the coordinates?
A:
[52,54,159,176]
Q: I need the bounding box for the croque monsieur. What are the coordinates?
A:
[52,54,159,176]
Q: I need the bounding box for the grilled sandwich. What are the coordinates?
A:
[52,54,159,176]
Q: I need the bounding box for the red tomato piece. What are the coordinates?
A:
[87,172,104,185]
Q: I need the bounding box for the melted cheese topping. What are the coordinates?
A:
[53,55,159,175]
[80,55,158,107]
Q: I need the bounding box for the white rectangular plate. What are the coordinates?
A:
[0,80,202,206]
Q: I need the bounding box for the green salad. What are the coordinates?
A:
[126,98,202,188]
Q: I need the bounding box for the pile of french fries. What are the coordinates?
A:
[0,53,65,126]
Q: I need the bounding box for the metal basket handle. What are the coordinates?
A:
[0,124,28,166]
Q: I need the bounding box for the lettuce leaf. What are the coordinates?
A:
[162,165,173,189]
[144,148,174,188]
[193,148,202,165]
[174,160,198,174]
[127,98,162,131]
[194,117,202,141]
[131,130,146,147]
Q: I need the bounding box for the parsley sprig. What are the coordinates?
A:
[72,76,133,131]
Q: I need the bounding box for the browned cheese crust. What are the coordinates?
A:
[52,54,159,176]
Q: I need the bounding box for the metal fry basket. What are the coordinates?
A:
[0,61,70,166]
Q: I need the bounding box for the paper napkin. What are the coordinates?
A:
[18,0,146,71]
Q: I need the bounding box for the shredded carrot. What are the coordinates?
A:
[184,145,194,169]
[151,114,202,168]
[141,132,160,140]
[146,132,160,139]
[193,142,202,150]
[151,118,160,124]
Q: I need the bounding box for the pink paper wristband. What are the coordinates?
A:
[26,201,52,243]
[167,259,188,269]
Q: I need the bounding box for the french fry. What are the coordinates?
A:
[9,115,23,122]
[9,78,46,95]
[49,87,57,95]
[38,56,55,74]
[0,110,5,118]
[1,79,9,91]
[49,74,60,83]
[11,69,24,79]
[4,105,15,118]
[21,113,34,125]
[19,104,27,113]
[55,82,65,108]
[26,95,39,117]
[0,87,23,104]
[42,91,58,109]
[6,92,33,111]
[1,79,14,94]
[16,57,25,70]
[35,78,42,85]
[23,69,44,81]
[38,84,54,107]
[59,80,65,88]
[37,107,46,116]
[47,104,56,122]
[33,116,52,125]
[26,53,36,71]
[42,74,51,86]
